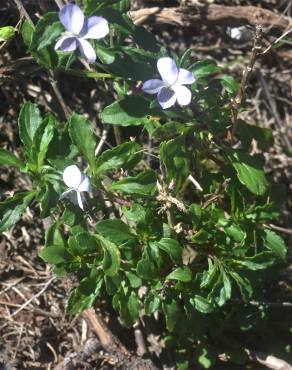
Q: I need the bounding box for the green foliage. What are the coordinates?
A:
[0,3,289,368]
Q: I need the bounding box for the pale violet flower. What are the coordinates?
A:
[142,57,195,109]
[55,4,109,63]
[61,165,91,210]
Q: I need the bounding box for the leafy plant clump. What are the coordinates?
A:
[0,1,288,368]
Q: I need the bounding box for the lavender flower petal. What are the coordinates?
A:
[78,175,91,192]
[81,16,109,40]
[176,68,195,85]
[157,57,178,85]
[157,87,177,109]
[77,39,96,62]
[173,85,192,106]
[59,4,84,35]
[55,36,77,51]
[142,79,165,94]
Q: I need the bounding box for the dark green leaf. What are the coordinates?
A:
[39,245,72,264]
[110,170,157,195]
[96,141,142,174]
[160,135,189,193]
[100,96,152,126]
[96,219,134,244]
[0,149,25,170]
[0,192,35,233]
[18,102,42,157]
[264,230,286,261]
[189,59,218,78]
[219,75,239,94]
[95,234,120,276]
[68,113,97,168]
[230,151,268,195]
[155,238,182,264]
[191,295,214,313]
[31,113,56,170]
[167,267,192,282]
[22,19,34,47]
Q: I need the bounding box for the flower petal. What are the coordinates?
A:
[172,85,192,106]
[76,191,84,210]
[63,165,82,189]
[59,4,84,35]
[77,39,96,62]
[157,57,178,85]
[142,79,165,94]
[55,36,77,51]
[157,87,177,109]
[176,68,195,85]
[81,16,109,39]
[78,175,91,192]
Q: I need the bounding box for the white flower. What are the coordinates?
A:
[142,57,196,109]
[61,165,91,210]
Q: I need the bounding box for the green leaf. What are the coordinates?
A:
[127,291,140,321]
[152,121,187,140]
[18,102,42,158]
[95,235,120,276]
[0,192,35,233]
[230,151,268,195]
[31,13,60,50]
[191,295,214,313]
[229,271,252,300]
[155,238,182,264]
[167,267,192,282]
[219,75,239,94]
[125,271,142,288]
[22,20,34,47]
[160,135,189,193]
[67,274,103,315]
[136,258,157,280]
[264,230,287,261]
[144,291,160,315]
[36,21,63,50]
[110,170,157,195]
[39,245,72,264]
[96,219,134,244]
[31,113,56,170]
[100,96,152,126]
[0,149,25,170]
[96,141,142,174]
[95,44,116,64]
[68,113,97,168]
[189,59,218,78]
[0,26,15,42]
[68,231,100,256]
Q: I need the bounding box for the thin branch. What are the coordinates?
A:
[11,276,55,317]
[228,25,263,144]
[245,349,292,370]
